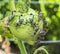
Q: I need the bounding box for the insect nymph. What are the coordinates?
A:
[15,16,23,27]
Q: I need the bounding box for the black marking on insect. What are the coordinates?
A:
[38,12,44,22]
[39,12,47,26]
[29,13,36,27]
[35,26,39,31]
[43,19,47,24]
[25,19,28,24]
[29,18,36,27]
[33,26,39,35]
[30,13,34,18]
[43,19,48,28]
[40,30,46,36]
[40,28,48,36]
[30,13,33,15]
[39,12,44,18]
[8,15,14,22]
[34,31,37,35]
[15,18,23,27]
[32,21,36,27]
[29,18,33,23]
[39,12,46,22]
[38,31,45,41]
[8,11,15,22]
[39,12,48,31]
[20,14,23,16]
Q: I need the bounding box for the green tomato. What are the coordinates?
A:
[9,8,43,45]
